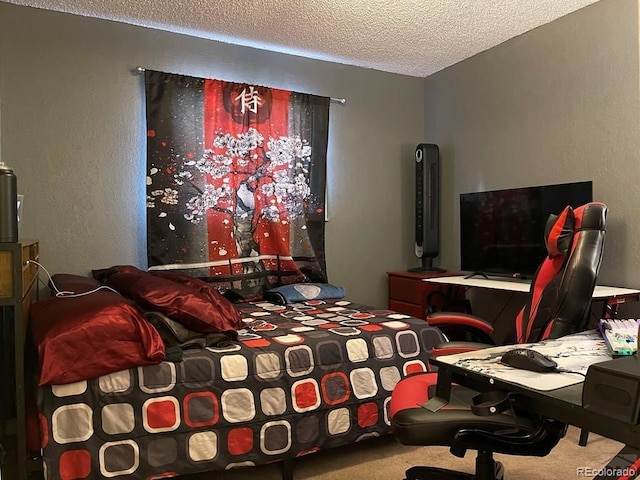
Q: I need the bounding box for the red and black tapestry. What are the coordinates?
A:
[144,70,329,298]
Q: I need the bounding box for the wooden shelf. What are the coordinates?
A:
[0,240,39,480]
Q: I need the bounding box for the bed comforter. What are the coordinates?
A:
[38,298,445,479]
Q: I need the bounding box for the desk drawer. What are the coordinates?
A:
[389,300,425,319]
[389,277,422,304]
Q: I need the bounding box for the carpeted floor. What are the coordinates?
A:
[1,426,624,479]
[184,426,623,480]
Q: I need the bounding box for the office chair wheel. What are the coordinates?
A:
[405,465,474,479]
[404,457,504,480]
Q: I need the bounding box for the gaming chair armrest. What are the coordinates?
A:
[427,311,494,334]
[427,311,496,345]
[432,341,494,357]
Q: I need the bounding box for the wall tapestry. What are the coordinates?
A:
[144,70,330,299]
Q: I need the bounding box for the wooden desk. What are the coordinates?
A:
[424,275,640,317]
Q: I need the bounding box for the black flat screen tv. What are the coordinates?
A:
[460,181,593,279]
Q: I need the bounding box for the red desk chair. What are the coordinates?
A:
[390,202,607,480]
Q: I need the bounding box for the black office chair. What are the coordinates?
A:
[390,201,607,480]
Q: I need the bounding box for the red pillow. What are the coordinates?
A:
[95,266,242,339]
[92,264,140,283]
[30,291,165,385]
[50,273,104,294]
[150,270,242,313]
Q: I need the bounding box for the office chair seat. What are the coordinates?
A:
[391,382,539,447]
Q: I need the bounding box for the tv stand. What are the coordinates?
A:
[464,271,489,280]
[465,271,531,281]
[408,257,446,274]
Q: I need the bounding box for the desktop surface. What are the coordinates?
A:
[424,275,640,300]
[432,331,606,391]
[425,275,531,292]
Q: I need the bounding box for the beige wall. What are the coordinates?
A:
[423,0,640,323]
[0,3,426,308]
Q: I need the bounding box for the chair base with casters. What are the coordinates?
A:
[397,426,566,480]
[403,452,504,480]
[391,378,568,480]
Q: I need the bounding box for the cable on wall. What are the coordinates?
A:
[25,260,121,298]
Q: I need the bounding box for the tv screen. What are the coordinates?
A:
[460,181,593,279]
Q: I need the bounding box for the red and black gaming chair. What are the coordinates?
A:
[390,201,607,480]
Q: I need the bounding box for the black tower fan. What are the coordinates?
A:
[410,143,445,273]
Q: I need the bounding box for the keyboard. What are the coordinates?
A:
[598,319,639,356]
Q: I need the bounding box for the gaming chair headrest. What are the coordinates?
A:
[573,201,607,231]
[544,205,575,258]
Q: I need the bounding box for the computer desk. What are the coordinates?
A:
[427,340,640,479]
[424,275,640,317]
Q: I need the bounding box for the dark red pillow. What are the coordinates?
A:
[95,266,242,339]
[92,265,140,283]
[30,291,165,385]
[150,270,243,314]
[50,273,104,294]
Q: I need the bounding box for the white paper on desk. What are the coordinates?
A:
[436,330,612,391]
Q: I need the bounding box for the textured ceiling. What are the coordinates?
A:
[2,0,600,77]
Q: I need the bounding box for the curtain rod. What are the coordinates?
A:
[135,67,346,105]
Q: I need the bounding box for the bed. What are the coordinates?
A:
[30,270,446,480]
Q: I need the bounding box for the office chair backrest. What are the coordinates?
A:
[515,202,607,343]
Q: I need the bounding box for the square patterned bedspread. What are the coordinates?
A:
[38,299,445,479]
